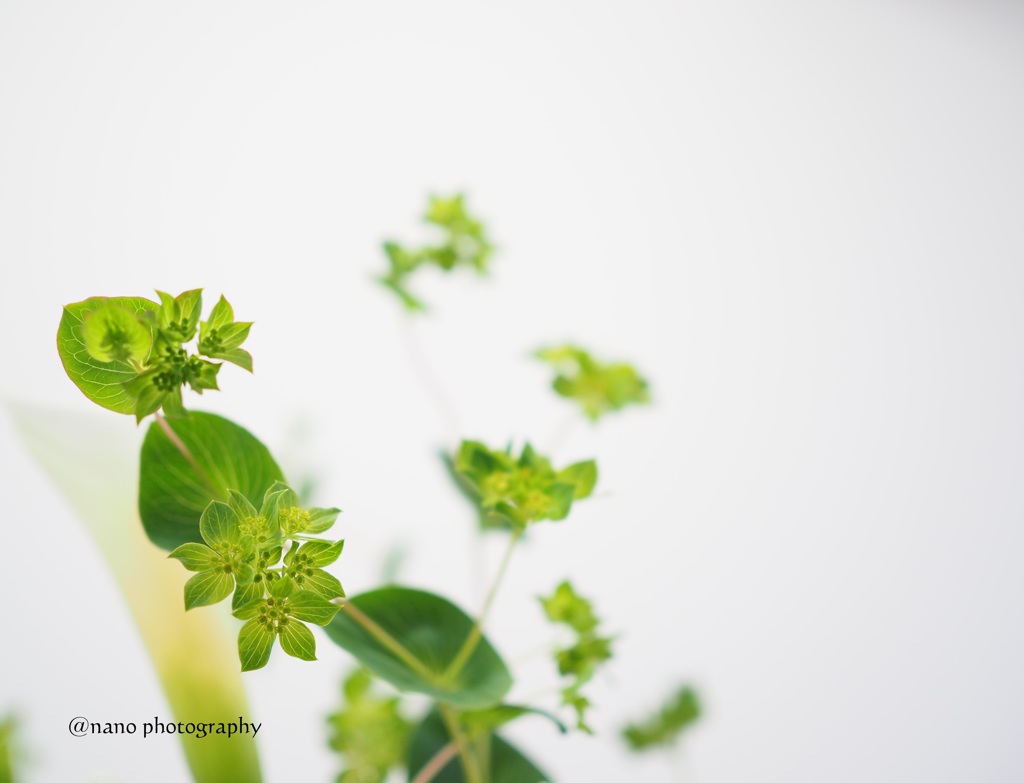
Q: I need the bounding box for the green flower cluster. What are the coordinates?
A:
[541,581,614,733]
[622,686,701,750]
[379,194,493,311]
[80,289,252,421]
[169,482,343,671]
[535,344,650,421]
[327,668,412,783]
[454,441,597,530]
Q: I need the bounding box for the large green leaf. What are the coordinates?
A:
[138,411,284,551]
[57,296,158,414]
[325,587,512,710]
[406,710,550,783]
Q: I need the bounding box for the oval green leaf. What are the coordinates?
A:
[139,411,284,551]
[325,587,512,710]
[57,296,158,414]
[406,710,550,783]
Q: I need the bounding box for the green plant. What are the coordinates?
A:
[56,196,699,783]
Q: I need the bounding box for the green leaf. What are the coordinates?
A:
[199,501,241,549]
[460,705,567,736]
[325,587,512,710]
[279,620,317,661]
[138,412,285,551]
[184,570,234,610]
[378,276,426,312]
[406,710,550,783]
[622,686,701,751]
[232,580,265,613]
[299,568,345,600]
[297,539,345,567]
[168,542,219,572]
[238,618,276,672]
[305,506,341,534]
[185,358,221,392]
[288,589,341,625]
[206,295,235,330]
[57,296,158,414]
[81,302,153,364]
[215,347,253,373]
[557,461,598,500]
[544,482,576,521]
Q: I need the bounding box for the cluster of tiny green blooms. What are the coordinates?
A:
[379,194,493,311]
[535,344,650,422]
[541,581,614,733]
[454,441,597,530]
[327,668,412,783]
[168,481,344,671]
[622,686,701,750]
[81,289,252,421]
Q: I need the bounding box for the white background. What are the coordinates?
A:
[1,1,1023,781]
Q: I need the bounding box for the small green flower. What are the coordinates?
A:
[168,501,257,611]
[455,441,597,528]
[266,481,341,537]
[378,194,493,312]
[284,539,345,599]
[327,668,412,783]
[232,577,340,671]
[198,295,253,372]
[535,345,650,421]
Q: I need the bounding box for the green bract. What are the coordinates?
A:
[58,296,159,414]
[541,581,614,733]
[58,289,252,422]
[535,345,650,421]
[454,441,597,529]
[82,301,153,364]
[378,194,493,311]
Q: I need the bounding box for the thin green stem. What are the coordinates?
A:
[440,704,483,783]
[443,529,522,682]
[155,413,223,501]
[334,598,436,683]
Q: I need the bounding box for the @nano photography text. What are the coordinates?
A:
[69,717,261,739]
